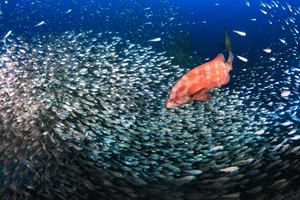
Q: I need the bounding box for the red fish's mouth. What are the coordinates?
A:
[165,100,179,108]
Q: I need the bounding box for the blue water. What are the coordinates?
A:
[0,0,295,58]
[2,0,296,78]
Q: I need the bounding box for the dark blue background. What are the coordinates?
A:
[0,0,298,90]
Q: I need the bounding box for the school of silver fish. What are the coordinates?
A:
[0,0,300,200]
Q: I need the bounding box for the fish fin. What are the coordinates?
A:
[216,54,225,63]
[190,88,213,101]
[220,42,227,51]
[219,74,230,86]
[196,93,214,101]
[226,50,234,69]
[190,88,206,100]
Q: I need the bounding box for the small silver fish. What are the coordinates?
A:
[147,38,161,42]
[3,30,12,43]
[35,21,45,27]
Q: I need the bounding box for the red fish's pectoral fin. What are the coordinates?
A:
[190,88,213,101]
[196,93,214,101]
[218,74,230,86]
[190,88,206,100]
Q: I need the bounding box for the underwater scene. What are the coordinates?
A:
[0,0,300,199]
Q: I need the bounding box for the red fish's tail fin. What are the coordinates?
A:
[220,43,228,51]
[226,50,234,70]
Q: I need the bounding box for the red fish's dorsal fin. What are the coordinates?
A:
[216,54,225,63]
[218,74,230,86]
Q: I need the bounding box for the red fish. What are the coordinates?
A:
[165,50,234,108]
